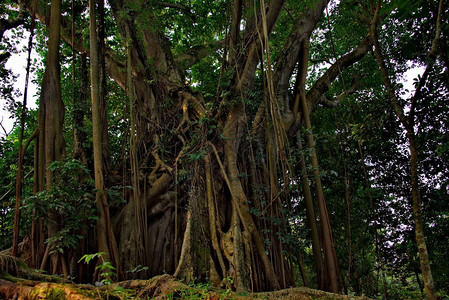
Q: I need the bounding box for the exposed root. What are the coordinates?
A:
[175,91,206,132]
[173,211,193,281]
[0,271,373,300]
[0,253,68,284]
[113,274,188,299]
[0,253,28,277]
[0,279,96,300]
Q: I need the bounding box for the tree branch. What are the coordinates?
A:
[273,0,329,94]
[30,0,128,89]
[0,52,11,64]
[228,0,242,65]
[0,2,27,64]
[0,116,9,136]
[0,3,27,43]
[320,76,358,107]
[306,37,372,108]
[175,40,224,70]
[235,0,286,93]
[409,0,444,123]
[370,1,408,127]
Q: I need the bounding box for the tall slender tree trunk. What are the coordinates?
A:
[73,53,89,164]
[89,0,119,272]
[98,0,110,177]
[301,94,340,293]
[12,1,37,256]
[298,39,340,293]
[370,1,441,298]
[45,0,65,276]
[408,130,436,300]
[296,130,324,289]
[12,125,25,258]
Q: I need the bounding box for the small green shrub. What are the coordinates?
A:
[78,252,116,285]
[24,159,96,254]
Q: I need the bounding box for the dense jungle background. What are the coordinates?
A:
[0,0,448,298]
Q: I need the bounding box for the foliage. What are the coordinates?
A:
[24,159,96,254]
[167,280,232,300]
[0,123,35,250]
[79,252,116,285]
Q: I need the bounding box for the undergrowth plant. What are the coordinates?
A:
[24,159,96,254]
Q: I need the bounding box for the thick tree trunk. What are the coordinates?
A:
[205,154,227,279]
[30,0,65,274]
[223,105,281,291]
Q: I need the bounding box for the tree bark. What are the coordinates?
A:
[296,130,324,290]
[72,53,89,164]
[408,131,436,300]
[89,0,119,273]
[298,39,340,293]
[98,0,110,178]
[31,0,65,273]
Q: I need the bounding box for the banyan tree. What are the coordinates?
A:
[8,0,441,296]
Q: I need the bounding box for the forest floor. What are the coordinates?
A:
[0,273,372,300]
[0,253,371,299]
